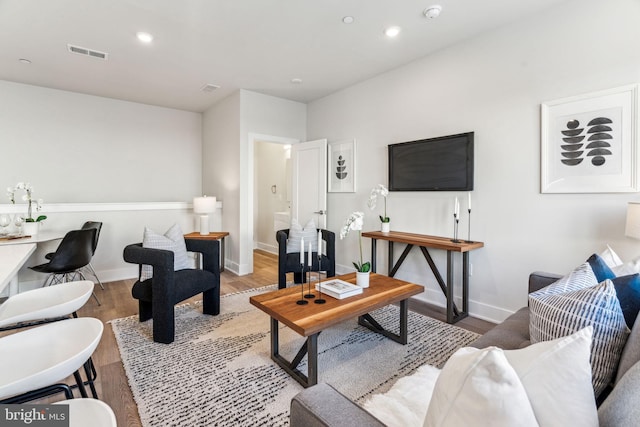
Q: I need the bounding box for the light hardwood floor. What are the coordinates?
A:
[17,250,495,426]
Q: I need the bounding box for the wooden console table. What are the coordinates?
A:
[184,232,229,272]
[362,231,484,324]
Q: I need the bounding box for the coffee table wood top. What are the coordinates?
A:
[249,273,423,337]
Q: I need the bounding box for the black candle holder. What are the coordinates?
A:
[464,209,474,243]
[451,214,461,243]
[315,256,326,304]
[305,269,315,299]
[296,265,308,305]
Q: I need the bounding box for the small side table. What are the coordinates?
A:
[184,232,229,272]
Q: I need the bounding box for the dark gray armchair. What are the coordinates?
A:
[276,229,336,289]
[123,238,220,344]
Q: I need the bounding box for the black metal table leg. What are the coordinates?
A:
[270,317,320,388]
[358,298,409,344]
[370,238,377,273]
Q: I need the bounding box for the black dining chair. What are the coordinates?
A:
[276,228,336,289]
[30,228,100,305]
[46,221,104,290]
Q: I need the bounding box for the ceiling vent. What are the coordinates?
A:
[201,84,220,93]
[67,44,108,60]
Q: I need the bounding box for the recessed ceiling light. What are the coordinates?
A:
[290,78,303,84]
[18,58,31,64]
[384,26,401,38]
[342,16,354,24]
[136,32,154,43]
[423,5,442,19]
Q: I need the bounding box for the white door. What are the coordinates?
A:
[291,139,327,228]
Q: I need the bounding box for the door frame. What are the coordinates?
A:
[247,133,300,274]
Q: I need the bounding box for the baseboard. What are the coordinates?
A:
[255,242,277,255]
[334,262,513,324]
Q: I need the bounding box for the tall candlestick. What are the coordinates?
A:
[317,230,322,256]
[300,237,305,266]
[308,242,312,267]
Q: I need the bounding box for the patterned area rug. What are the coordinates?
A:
[111,286,479,427]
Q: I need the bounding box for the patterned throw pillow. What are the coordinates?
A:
[529,279,629,398]
[285,218,318,254]
[140,223,191,281]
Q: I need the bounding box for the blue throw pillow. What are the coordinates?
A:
[612,274,640,329]
[587,254,616,282]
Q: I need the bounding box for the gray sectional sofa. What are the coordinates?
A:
[290,272,640,426]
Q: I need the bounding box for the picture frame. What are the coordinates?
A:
[541,84,639,193]
[328,139,356,193]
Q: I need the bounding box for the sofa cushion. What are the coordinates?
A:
[529,279,629,398]
[140,223,191,281]
[599,360,640,426]
[616,313,640,384]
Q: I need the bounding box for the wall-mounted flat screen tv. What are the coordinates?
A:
[388,132,474,191]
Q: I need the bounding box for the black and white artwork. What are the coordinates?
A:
[328,140,356,193]
[541,85,638,193]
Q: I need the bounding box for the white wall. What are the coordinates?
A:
[0,81,203,288]
[203,89,306,274]
[307,0,640,322]
[254,141,290,253]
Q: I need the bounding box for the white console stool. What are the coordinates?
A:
[0,280,94,331]
[0,317,103,403]
[54,398,117,427]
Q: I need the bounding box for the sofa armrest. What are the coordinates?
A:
[290,384,385,427]
[528,271,562,293]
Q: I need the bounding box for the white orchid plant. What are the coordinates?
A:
[368,184,390,223]
[340,211,370,273]
[7,182,47,222]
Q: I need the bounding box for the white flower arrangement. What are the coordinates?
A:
[7,182,47,222]
[340,211,370,272]
[367,184,390,223]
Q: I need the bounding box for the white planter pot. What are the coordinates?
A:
[356,271,370,288]
[23,221,40,236]
[381,222,390,233]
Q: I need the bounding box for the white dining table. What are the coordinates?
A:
[0,243,36,296]
[0,231,65,297]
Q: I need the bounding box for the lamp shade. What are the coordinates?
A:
[625,202,640,239]
[193,196,217,214]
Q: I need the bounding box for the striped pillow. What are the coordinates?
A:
[140,223,191,281]
[286,218,318,254]
[529,279,630,398]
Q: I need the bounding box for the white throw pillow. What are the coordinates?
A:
[285,218,318,254]
[612,256,640,276]
[600,244,624,268]
[140,223,191,281]
[424,347,538,427]
[504,327,598,427]
[364,364,440,427]
[424,328,598,427]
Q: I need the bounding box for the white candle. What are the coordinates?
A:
[468,192,471,211]
[300,237,305,266]
[454,197,459,217]
[308,242,313,267]
[317,230,322,256]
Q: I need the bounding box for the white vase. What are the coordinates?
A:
[381,222,390,233]
[356,271,370,288]
[23,221,39,236]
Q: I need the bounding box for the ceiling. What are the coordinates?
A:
[0,0,571,113]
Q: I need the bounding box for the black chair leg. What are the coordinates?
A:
[73,370,88,398]
[0,383,74,404]
[139,301,152,322]
[202,288,220,315]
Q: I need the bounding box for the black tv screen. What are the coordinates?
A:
[388,132,474,191]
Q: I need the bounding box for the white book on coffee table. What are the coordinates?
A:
[315,279,363,300]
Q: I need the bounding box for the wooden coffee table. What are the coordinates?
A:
[249,273,423,388]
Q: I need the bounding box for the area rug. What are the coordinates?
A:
[111,286,479,427]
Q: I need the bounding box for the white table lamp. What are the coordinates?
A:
[625,202,640,239]
[193,196,217,235]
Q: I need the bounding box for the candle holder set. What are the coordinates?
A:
[296,232,326,305]
[451,195,474,243]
